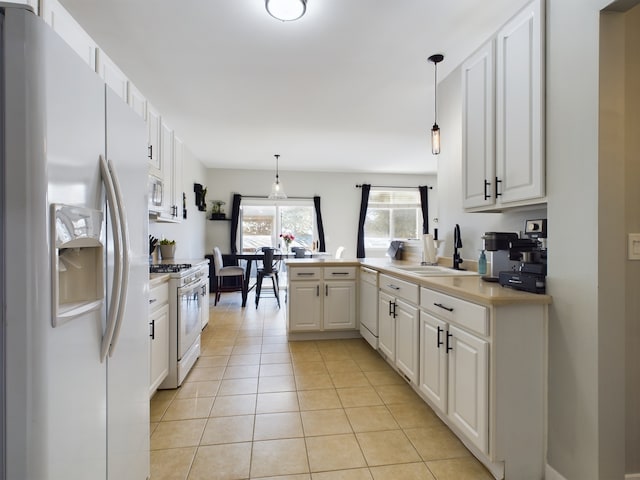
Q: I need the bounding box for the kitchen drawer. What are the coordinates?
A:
[289,267,322,281]
[360,267,378,286]
[379,274,419,304]
[420,288,488,336]
[324,266,356,280]
[149,282,169,312]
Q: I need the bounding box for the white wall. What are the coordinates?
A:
[149,146,208,260]
[204,169,437,258]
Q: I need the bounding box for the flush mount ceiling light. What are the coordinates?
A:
[428,53,444,155]
[265,0,307,22]
[268,154,287,199]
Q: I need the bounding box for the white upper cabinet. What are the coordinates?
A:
[42,0,96,70]
[128,82,147,121]
[495,0,545,205]
[96,50,128,102]
[461,0,545,211]
[147,103,161,176]
[462,40,495,209]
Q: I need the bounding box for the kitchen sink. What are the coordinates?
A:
[391,265,479,276]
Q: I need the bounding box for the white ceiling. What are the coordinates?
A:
[60,0,529,174]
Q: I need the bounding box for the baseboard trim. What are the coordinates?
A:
[545,464,568,480]
[546,465,640,479]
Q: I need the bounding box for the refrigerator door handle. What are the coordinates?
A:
[106,158,130,358]
[99,155,123,362]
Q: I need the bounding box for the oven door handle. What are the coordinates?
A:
[179,277,205,294]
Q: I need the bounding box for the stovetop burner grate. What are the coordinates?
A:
[149,263,193,273]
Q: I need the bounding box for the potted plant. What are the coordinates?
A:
[159,239,176,259]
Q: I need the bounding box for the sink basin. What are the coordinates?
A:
[392,265,479,276]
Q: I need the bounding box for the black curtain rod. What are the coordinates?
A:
[242,195,316,200]
[355,184,432,190]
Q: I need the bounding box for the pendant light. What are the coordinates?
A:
[268,154,287,199]
[428,53,444,155]
[265,0,307,22]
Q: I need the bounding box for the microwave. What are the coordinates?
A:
[148,175,163,209]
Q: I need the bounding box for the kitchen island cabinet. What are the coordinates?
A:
[286,263,358,339]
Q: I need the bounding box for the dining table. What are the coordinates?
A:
[221,251,331,307]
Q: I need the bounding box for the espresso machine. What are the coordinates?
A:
[482,219,547,294]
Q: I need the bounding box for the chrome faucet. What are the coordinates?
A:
[453,224,464,270]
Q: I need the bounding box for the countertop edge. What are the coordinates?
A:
[286,258,552,306]
[149,273,170,286]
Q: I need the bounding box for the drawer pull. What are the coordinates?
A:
[331,272,350,276]
[437,326,444,348]
[387,284,400,290]
[297,272,315,276]
[149,298,157,304]
[434,302,454,312]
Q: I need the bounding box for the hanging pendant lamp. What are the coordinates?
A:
[428,53,444,155]
[265,0,307,22]
[268,154,287,199]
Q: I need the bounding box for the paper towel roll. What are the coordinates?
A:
[423,234,436,264]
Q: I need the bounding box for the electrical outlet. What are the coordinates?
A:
[628,233,640,260]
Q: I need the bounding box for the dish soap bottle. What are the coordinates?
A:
[478,250,487,275]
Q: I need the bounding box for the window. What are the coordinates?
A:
[364,190,421,249]
[240,200,315,253]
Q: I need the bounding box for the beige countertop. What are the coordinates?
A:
[149,273,170,287]
[286,257,552,306]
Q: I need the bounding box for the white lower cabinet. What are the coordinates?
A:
[418,285,546,479]
[287,266,356,333]
[419,311,489,453]
[378,274,419,385]
[149,280,170,397]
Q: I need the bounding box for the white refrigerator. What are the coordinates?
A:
[1,4,150,479]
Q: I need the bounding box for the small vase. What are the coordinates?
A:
[159,244,176,259]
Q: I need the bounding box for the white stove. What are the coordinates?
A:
[150,263,204,388]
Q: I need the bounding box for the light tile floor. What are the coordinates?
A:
[150,292,494,480]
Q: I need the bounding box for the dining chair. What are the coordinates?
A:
[255,247,281,308]
[212,246,244,305]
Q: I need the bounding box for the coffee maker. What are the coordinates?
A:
[482,219,547,293]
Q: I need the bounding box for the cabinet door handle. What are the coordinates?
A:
[388,301,393,317]
[446,331,453,352]
[495,176,502,197]
[434,302,454,312]
[148,144,153,159]
[437,326,443,348]
[149,298,157,304]
[483,179,491,200]
[149,319,155,340]
[316,285,320,296]
[387,284,400,290]
[325,285,328,296]
[392,301,397,318]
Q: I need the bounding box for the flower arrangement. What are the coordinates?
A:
[280,233,295,250]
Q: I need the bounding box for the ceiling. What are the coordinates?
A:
[60,0,529,174]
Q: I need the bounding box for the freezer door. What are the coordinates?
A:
[104,87,150,480]
[4,7,108,480]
